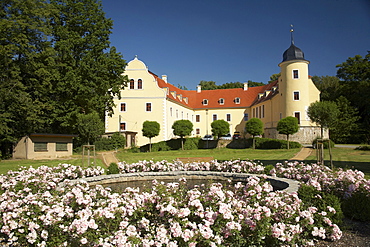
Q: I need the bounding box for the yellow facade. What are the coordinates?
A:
[106,41,322,147]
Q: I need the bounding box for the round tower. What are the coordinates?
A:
[278,32,312,126]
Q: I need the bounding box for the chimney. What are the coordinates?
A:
[243,82,248,91]
[197,85,201,93]
[162,75,167,83]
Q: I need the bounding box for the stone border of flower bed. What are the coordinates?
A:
[68,171,300,194]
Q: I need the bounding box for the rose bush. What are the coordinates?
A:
[0,160,368,246]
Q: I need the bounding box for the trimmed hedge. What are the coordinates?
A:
[247,137,302,149]
[138,137,302,152]
[140,137,202,152]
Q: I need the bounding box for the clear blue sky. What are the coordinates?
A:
[102,0,370,90]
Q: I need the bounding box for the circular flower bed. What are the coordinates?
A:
[0,160,369,246]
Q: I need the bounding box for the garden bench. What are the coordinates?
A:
[176,157,214,163]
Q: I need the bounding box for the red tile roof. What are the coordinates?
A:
[150,71,276,109]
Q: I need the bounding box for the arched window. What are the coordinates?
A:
[129,79,134,89]
[202,99,208,105]
[138,79,143,89]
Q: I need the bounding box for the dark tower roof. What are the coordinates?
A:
[282,25,308,62]
[282,43,306,62]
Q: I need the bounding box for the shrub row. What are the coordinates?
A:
[94,132,126,151]
[136,137,301,152]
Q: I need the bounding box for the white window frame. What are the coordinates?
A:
[203,99,208,105]
[235,97,240,104]
[129,79,135,89]
[219,98,225,105]
[137,78,143,89]
[293,91,300,101]
[120,122,126,131]
[226,113,231,122]
[294,111,301,124]
[292,69,299,79]
[120,102,126,112]
[145,102,152,112]
[213,114,217,121]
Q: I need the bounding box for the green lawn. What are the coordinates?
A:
[305,147,370,178]
[1,147,369,178]
[0,155,105,175]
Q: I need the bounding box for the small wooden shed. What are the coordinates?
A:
[13,133,77,159]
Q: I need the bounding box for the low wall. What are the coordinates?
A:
[72,171,300,194]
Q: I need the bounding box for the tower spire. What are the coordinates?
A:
[290,24,294,45]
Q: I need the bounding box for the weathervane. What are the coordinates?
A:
[290,24,294,45]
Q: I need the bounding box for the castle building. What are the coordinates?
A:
[105,39,322,147]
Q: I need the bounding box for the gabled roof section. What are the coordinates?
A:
[149,71,272,109]
[251,80,279,106]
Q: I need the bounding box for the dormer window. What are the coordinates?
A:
[219,98,224,105]
[202,99,208,105]
[234,97,240,104]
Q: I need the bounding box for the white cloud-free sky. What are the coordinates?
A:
[102,0,370,89]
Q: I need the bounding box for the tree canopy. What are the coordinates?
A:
[198,80,264,90]
[277,116,299,149]
[245,118,263,149]
[311,75,341,102]
[330,96,360,143]
[307,101,339,138]
[142,121,160,152]
[0,0,127,157]
[172,120,193,150]
[76,112,105,145]
[336,52,370,142]
[211,120,230,139]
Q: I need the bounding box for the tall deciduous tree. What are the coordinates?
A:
[307,101,339,139]
[277,116,299,149]
[76,112,105,145]
[330,96,360,143]
[336,52,370,143]
[142,121,160,152]
[49,0,127,133]
[172,120,193,150]
[211,120,229,139]
[198,80,264,90]
[0,0,127,157]
[245,118,263,149]
[311,75,341,101]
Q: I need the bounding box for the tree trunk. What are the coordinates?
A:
[287,134,290,149]
[181,137,184,150]
[149,138,152,152]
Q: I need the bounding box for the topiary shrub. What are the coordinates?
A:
[298,184,343,226]
[342,189,370,221]
[106,162,120,175]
